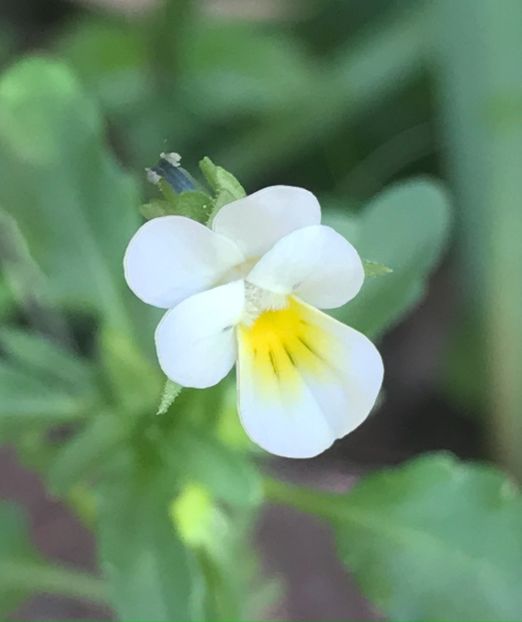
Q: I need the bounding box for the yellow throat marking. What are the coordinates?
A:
[238,297,332,394]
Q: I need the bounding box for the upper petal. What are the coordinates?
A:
[155,280,245,388]
[247,225,364,309]
[236,298,383,458]
[211,186,321,259]
[124,215,244,309]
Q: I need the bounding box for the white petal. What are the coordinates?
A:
[155,281,245,388]
[211,186,321,258]
[247,225,364,309]
[236,298,383,458]
[124,215,244,309]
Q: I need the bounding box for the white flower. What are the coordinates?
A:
[124,186,383,458]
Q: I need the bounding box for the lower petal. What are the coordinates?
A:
[155,281,245,388]
[236,298,383,458]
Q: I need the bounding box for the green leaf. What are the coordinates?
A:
[55,19,149,116]
[99,327,163,416]
[362,259,393,278]
[0,327,96,395]
[54,18,197,170]
[0,208,69,336]
[178,22,314,120]
[0,327,98,431]
[266,454,522,621]
[215,5,434,179]
[0,58,148,338]
[199,157,246,201]
[47,414,125,495]
[333,455,522,621]
[328,178,452,337]
[98,470,204,621]
[164,426,262,507]
[157,379,182,415]
[0,361,87,422]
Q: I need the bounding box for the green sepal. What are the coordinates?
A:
[174,191,214,222]
[158,178,179,205]
[157,379,182,415]
[141,191,214,224]
[140,200,171,220]
[199,157,246,201]
[363,259,393,278]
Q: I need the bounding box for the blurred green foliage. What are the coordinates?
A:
[267,453,522,621]
[438,0,522,477]
[0,0,521,620]
[326,179,451,337]
[0,501,106,614]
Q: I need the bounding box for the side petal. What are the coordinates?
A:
[236,298,383,458]
[211,186,321,259]
[124,215,244,309]
[155,281,245,388]
[247,225,364,309]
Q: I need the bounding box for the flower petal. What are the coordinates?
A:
[124,215,244,309]
[236,298,383,458]
[211,186,321,258]
[247,225,364,309]
[155,281,245,388]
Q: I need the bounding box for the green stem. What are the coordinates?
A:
[2,560,108,605]
[263,477,341,520]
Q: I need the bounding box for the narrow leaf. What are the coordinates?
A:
[0,327,96,394]
[0,362,86,421]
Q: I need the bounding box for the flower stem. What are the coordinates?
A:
[2,559,108,605]
[263,477,342,521]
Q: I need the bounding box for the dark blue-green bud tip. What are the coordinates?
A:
[148,152,198,193]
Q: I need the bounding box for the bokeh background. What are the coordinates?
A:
[0,0,521,619]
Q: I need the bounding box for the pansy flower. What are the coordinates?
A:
[124,186,383,458]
